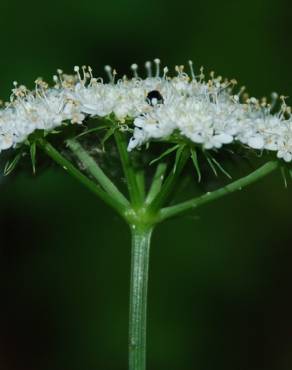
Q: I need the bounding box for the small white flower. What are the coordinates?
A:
[247,135,265,150]
[0,133,13,150]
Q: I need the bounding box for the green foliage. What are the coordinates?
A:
[173,144,187,173]
[30,142,37,174]
[190,148,201,182]
[3,151,23,176]
[280,166,288,188]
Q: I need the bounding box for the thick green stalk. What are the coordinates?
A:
[129,225,153,370]
[158,160,279,222]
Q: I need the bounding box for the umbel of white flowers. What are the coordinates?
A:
[0,59,292,161]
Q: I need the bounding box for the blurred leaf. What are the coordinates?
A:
[190,148,201,182]
[173,144,187,173]
[30,142,37,174]
[205,152,218,176]
[3,151,23,176]
[281,166,288,188]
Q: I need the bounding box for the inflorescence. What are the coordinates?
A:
[1,59,292,161]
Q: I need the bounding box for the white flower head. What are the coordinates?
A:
[0,60,291,163]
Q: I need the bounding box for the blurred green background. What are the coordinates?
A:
[1,0,292,369]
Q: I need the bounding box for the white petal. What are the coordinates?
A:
[215,133,233,144]
[248,136,265,149]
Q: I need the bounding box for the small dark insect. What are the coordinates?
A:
[146,90,164,106]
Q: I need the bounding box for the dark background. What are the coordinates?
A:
[1,0,292,369]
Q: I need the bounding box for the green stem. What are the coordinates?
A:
[129,225,153,370]
[114,130,142,208]
[158,160,279,222]
[38,139,128,220]
[145,162,167,205]
[148,148,189,213]
[66,138,130,208]
[136,169,146,202]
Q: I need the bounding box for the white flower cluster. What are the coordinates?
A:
[0,60,292,161]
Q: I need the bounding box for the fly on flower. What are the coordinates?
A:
[146,90,164,106]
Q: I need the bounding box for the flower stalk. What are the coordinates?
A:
[0,60,289,370]
[66,138,130,209]
[37,133,280,370]
[158,160,279,222]
[114,130,144,208]
[37,139,128,219]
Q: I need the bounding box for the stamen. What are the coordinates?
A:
[238,86,246,96]
[104,65,114,83]
[131,64,139,78]
[163,67,169,79]
[188,60,195,80]
[87,66,95,86]
[88,66,93,79]
[154,58,161,77]
[56,69,64,86]
[145,61,152,77]
[112,69,117,84]
[271,92,278,103]
[82,65,88,83]
[53,75,59,85]
[279,95,289,118]
[74,66,82,83]
[199,66,205,81]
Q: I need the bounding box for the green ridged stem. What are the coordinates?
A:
[158,160,279,222]
[129,226,153,370]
